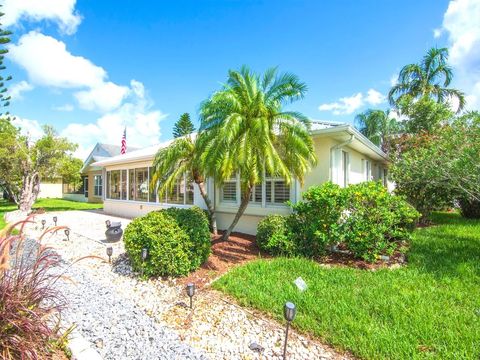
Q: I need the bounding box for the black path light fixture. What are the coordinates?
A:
[64,228,70,241]
[53,216,58,226]
[41,219,46,230]
[283,302,297,359]
[106,246,113,263]
[141,248,148,276]
[186,283,195,309]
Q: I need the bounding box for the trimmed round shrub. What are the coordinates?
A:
[459,198,480,219]
[161,206,211,269]
[124,206,211,277]
[257,215,296,256]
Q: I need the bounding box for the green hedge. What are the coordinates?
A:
[124,206,211,277]
[256,181,420,262]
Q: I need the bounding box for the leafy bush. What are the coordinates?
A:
[342,182,419,261]
[0,219,67,359]
[459,198,480,219]
[257,215,296,256]
[124,207,211,277]
[256,181,419,262]
[291,182,348,257]
[161,207,211,269]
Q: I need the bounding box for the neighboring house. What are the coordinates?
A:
[38,178,63,199]
[92,121,389,235]
[63,143,137,203]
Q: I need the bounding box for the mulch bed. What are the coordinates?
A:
[180,232,268,288]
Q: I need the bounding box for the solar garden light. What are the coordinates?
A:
[53,216,58,226]
[106,246,113,263]
[141,248,148,276]
[186,283,195,309]
[283,302,297,359]
[41,219,46,230]
[64,228,70,241]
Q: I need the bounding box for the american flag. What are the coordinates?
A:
[121,127,127,154]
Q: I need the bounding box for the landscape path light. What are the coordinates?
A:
[141,248,148,277]
[186,283,195,309]
[283,302,297,359]
[64,228,70,241]
[53,216,58,226]
[41,219,46,230]
[106,246,113,263]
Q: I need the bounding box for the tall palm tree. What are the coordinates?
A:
[150,134,218,234]
[198,66,317,241]
[354,109,400,153]
[388,47,465,112]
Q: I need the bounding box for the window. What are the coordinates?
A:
[135,168,149,202]
[121,170,127,200]
[185,176,194,205]
[341,151,349,187]
[266,178,290,205]
[129,169,135,200]
[84,177,89,198]
[383,168,388,187]
[249,183,262,204]
[221,177,237,202]
[364,159,371,181]
[166,178,185,204]
[93,175,102,197]
[107,170,121,199]
[148,167,157,203]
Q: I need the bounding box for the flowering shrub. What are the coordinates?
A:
[256,182,419,262]
[0,219,67,359]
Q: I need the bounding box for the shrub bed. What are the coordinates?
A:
[124,206,211,277]
[256,181,419,262]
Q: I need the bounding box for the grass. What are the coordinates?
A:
[0,198,103,230]
[213,212,480,359]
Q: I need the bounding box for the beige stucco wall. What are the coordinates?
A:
[38,179,63,199]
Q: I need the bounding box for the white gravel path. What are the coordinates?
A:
[22,210,347,360]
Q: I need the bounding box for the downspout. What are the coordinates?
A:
[330,134,354,183]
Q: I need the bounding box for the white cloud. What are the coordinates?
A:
[8,31,128,112]
[53,104,74,112]
[365,89,385,105]
[11,116,44,140]
[9,80,34,100]
[433,28,443,38]
[61,81,167,160]
[439,0,480,109]
[2,0,81,35]
[318,89,386,115]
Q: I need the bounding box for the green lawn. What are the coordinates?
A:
[0,198,103,230]
[213,212,480,359]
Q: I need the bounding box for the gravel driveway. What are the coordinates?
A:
[23,210,346,360]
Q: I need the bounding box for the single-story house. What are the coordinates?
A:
[63,143,137,203]
[91,121,389,235]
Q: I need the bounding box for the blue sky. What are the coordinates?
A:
[3,0,479,159]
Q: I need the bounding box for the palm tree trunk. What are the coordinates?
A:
[221,186,252,241]
[196,180,218,235]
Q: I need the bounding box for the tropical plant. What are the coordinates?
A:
[354,109,400,153]
[0,220,70,359]
[150,133,217,234]
[388,47,465,112]
[0,8,12,113]
[198,66,317,240]
[173,113,195,138]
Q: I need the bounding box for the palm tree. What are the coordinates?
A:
[388,47,465,112]
[198,66,317,241]
[354,109,400,153]
[150,134,218,235]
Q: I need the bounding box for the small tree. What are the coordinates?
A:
[0,119,77,211]
[173,113,195,138]
[354,109,399,153]
[58,156,83,191]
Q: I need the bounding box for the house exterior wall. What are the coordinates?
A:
[38,179,63,199]
[98,134,388,235]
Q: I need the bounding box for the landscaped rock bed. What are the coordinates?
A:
[22,210,348,360]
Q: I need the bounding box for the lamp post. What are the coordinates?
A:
[53,216,58,226]
[141,248,148,276]
[41,219,46,230]
[283,302,296,359]
[186,283,195,309]
[64,229,70,241]
[106,246,113,263]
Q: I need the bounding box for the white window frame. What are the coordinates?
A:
[341,150,350,187]
[363,159,372,181]
[93,175,102,197]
